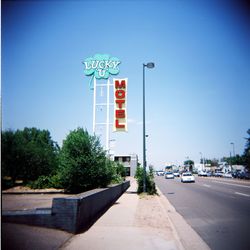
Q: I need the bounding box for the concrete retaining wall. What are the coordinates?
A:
[3,180,130,234]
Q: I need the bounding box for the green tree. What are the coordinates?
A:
[243,129,250,170]
[184,159,194,172]
[58,128,114,193]
[210,158,219,167]
[1,128,59,187]
[222,154,245,166]
[20,128,59,182]
[1,130,18,187]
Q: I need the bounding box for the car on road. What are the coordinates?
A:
[198,171,207,177]
[214,171,224,177]
[165,172,174,179]
[232,171,244,179]
[173,172,180,177]
[181,172,195,183]
[156,171,164,176]
[223,172,233,178]
[241,171,250,179]
[245,172,250,179]
[206,171,212,177]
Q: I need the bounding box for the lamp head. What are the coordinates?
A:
[144,62,155,68]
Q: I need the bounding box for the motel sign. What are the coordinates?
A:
[83,54,128,151]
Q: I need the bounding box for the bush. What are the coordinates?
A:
[110,161,126,184]
[2,178,15,190]
[28,174,63,189]
[58,128,115,193]
[135,165,157,195]
[28,176,52,189]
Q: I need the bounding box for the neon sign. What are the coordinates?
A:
[83,54,120,79]
[113,78,127,132]
[83,53,128,137]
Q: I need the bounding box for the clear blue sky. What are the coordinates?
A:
[2,0,250,169]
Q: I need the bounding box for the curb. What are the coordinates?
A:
[156,186,211,250]
[155,187,185,250]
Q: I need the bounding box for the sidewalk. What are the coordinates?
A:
[61,178,190,250]
[2,178,210,250]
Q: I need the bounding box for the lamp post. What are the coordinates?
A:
[230,142,235,157]
[108,139,116,160]
[199,152,203,171]
[185,156,189,172]
[230,142,235,171]
[143,62,155,193]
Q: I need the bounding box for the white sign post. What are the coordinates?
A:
[83,54,126,153]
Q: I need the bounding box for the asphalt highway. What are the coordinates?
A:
[155,176,250,250]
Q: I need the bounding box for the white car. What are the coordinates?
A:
[223,172,233,178]
[156,171,164,176]
[181,172,195,183]
[214,171,224,177]
[165,172,174,179]
[173,172,180,177]
[198,171,207,177]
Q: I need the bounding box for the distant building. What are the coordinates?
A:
[113,154,138,176]
[218,162,231,173]
[232,165,245,171]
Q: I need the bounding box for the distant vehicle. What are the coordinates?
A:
[232,171,238,178]
[181,172,195,183]
[173,172,180,177]
[165,172,174,179]
[214,171,224,177]
[198,171,207,177]
[156,171,164,176]
[223,172,233,178]
[232,171,243,178]
[206,171,212,177]
[242,171,250,179]
[165,165,173,173]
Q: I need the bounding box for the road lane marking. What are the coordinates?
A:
[203,184,211,188]
[235,192,250,197]
[212,181,250,189]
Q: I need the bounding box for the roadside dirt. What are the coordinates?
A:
[2,185,64,193]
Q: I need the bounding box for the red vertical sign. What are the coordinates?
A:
[113,78,128,132]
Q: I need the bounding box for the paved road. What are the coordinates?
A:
[155,176,250,250]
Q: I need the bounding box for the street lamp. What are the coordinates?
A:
[199,152,202,170]
[199,152,205,171]
[108,139,116,159]
[185,156,189,171]
[230,142,235,157]
[143,62,155,193]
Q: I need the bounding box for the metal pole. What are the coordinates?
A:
[230,151,232,170]
[143,64,146,193]
[106,79,110,152]
[93,77,97,133]
[199,152,202,171]
[231,142,235,157]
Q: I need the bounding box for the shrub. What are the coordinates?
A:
[135,165,157,195]
[28,174,63,189]
[58,128,114,193]
[28,176,52,189]
[110,161,126,184]
[2,178,15,190]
